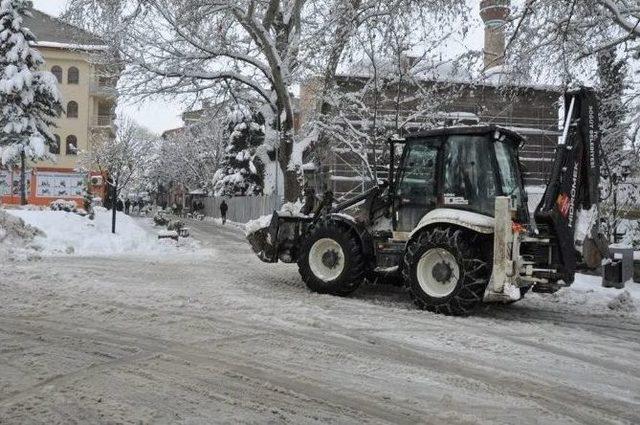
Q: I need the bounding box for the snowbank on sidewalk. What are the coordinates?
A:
[6,209,185,256]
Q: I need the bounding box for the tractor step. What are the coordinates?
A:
[374,240,405,269]
[531,282,564,293]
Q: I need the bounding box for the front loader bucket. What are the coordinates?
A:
[246,212,313,264]
[246,213,280,263]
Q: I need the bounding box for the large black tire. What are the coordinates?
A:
[297,221,366,296]
[402,227,490,316]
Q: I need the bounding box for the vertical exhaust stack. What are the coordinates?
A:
[479,0,510,74]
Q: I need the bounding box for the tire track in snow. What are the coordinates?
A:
[0,317,442,424]
[1,315,638,425]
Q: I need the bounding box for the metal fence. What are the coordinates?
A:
[202,195,282,223]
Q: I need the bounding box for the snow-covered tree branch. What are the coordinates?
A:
[78,118,152,233]
[146,117,226,196]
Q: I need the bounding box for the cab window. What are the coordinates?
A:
[442,135,497,216]
[397,142,438,230]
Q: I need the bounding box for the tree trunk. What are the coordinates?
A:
[283,169,300,202]
[111,183,117,234]
[277,132,301,202]
[20,151,27,205]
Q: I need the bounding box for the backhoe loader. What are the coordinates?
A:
[247,87,608,315]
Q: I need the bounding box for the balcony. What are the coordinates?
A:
[89,78,118,99]
[92,114,116,128]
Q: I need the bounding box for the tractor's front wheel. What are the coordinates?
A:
[298,222,365,296]
[403,227,489,316]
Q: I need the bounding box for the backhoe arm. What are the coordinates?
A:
[534,88,601,280]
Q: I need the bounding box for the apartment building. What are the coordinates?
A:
[0,10,117,206]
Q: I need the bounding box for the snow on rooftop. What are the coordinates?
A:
[335,57,560,92]
[32,41,109,51]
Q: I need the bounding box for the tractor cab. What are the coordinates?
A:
[391,126,529,233]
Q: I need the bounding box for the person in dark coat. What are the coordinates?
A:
[220,200,228,224]
[116,199,124,212]
[124,199,131,215]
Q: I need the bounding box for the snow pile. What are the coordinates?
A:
[607,291,636,313]
[244,201,305,237]
[245,214,273,236]
[0,208,43,260]
[526,274,640,317]
[279,200,305,217]
[6,209,191,256]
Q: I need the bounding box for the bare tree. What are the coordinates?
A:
[146,118,226,196]
[305,3,474,198]
[63,0,469,201]
[504,0,640,243]
[64,0,307,200]
[79,119,152,233]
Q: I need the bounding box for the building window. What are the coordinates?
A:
[68,66,79,84]
[66,135,78,155]
[51,66,62,83]
[67,101,78,118]
[50,134,60,154]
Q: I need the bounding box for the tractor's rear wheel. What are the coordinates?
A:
[298,222,365,296]
[403,227,489,316]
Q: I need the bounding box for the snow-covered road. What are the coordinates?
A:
[1,219,639,424]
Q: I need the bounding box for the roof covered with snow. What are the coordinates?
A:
[25,9,106,48]
[404,125,527,145]
[335,56,561,93]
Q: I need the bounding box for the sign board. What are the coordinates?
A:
[0,169,31,196]
[36,171,86,198]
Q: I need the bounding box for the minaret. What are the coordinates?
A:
[479,0,510,72]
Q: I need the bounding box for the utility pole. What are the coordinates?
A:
[111,179,117,234]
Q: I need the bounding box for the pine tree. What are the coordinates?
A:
[213,109,265,196]
[0,0,62,203]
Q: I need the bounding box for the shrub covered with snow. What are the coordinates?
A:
[153,212,169,226]
[167,219,185,231]
[49,199,78,212]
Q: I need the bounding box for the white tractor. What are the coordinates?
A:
[248,88,608,315]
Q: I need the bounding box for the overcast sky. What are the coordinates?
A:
[32,0,185,135]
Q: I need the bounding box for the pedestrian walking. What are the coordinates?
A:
[116,198,124,212]
[220,200,228,225]
[124,199,131,215]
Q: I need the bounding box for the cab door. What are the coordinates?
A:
[396,141,440,232]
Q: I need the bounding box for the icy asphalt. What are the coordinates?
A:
[1,218,639,424]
